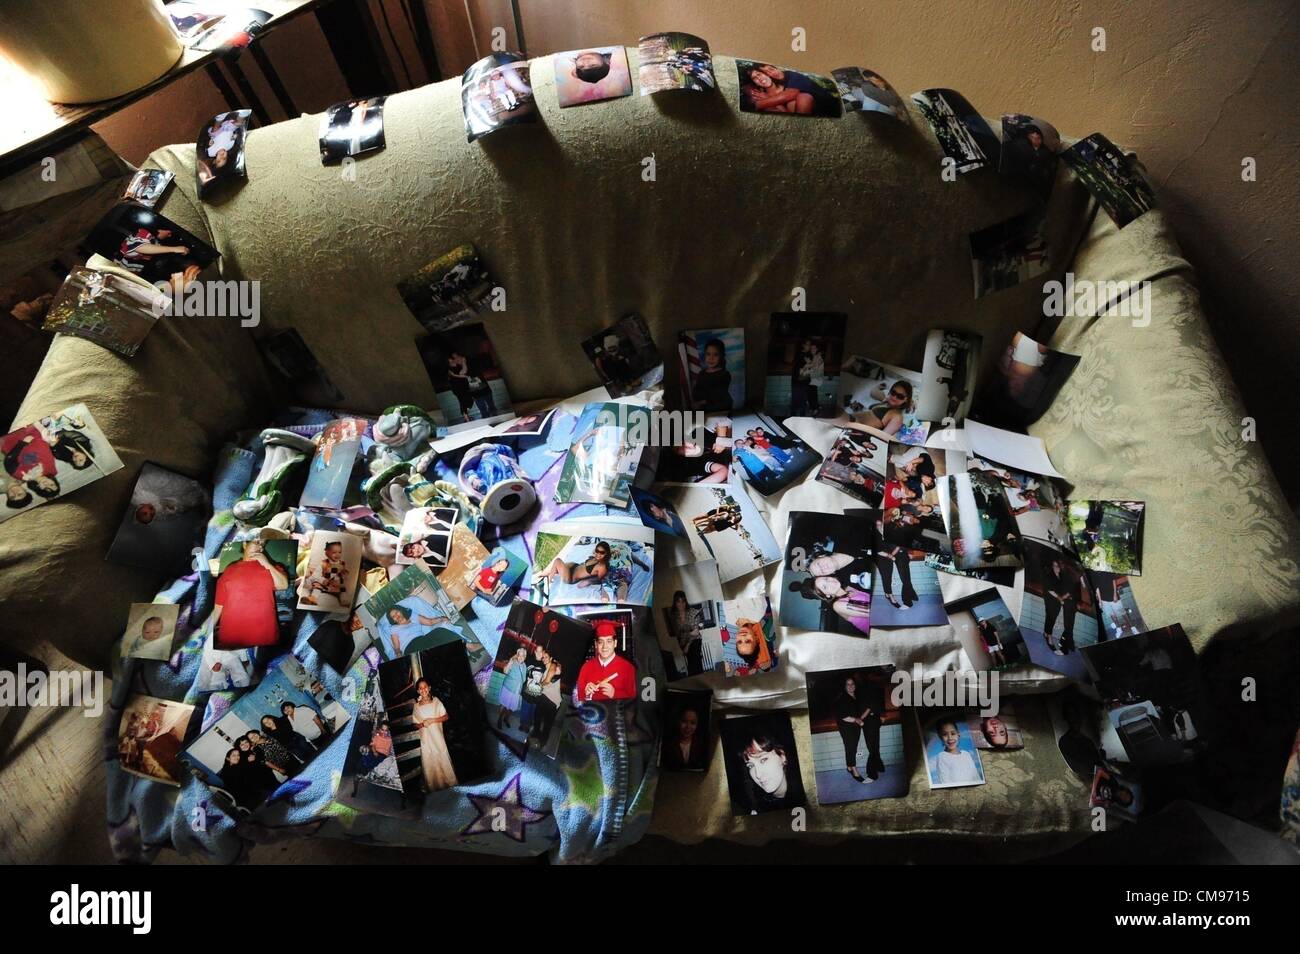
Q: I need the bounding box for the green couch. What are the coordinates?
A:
[3,51,1297,859]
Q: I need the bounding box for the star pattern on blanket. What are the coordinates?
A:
[560,752,606,816]
[461,773,550,842]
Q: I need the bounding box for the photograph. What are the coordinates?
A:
[1081,624,1205,767]
[726,409,821,495]
[655,418,732,484]
[498,409,555,438]
[831,67,905,118]
[297,530,363,613]
[781,510,874,636]
[181,655,350,815]
[970,209,1051,298]
[1061,132,1157,228]
[40,265,166,357]
[1090,765,1145,821]
[319,96,386,164]
[967,455,1071,549]
[871,531,949,629]
[415,323,513,426]
[395,506,458,569]
[356,564,488,668]
[1000,113,1063,198]
[554,401,643,507]
[1092,571,1148,640]
[1066,500,1146,575]
[806,666,908,803]
[307,586,372,675]
[117,695,194,786]
[105,462,209,574]
[838,355,929,444]
[554,45,633,106]
[212,537,296,650]
[972,331,1080,429]
[1048,686,1108,778]
[377,641,491,795]
[335,674,421,819]
[190,7,270,51]
[661,688,713,772]
[882,442,956,557]
[580,313,664,397]
[465,544,529,605]
[257,328,345,405]
[1019,539,1101,681]
[720,711,807,815]
[679,327,745,412]
[941,470,1024,570]
[659,478,782,584]
[396,242,497,333]
[0,405,120,522]
[120,602,180,662]
[629,485,688,537]
[736,60,842,117]
[461,52,536,142]
[435,522,490,609]
[944,589,1029,671]
[637,32,715,94]
[531,521,655,607]
[912,88,1000,174]
[122,168,174,207]
[85,201,219,289]
[967,703,1025,751]
[815,426,887,506]
[654,559,727,680]
[719,594,777,676]
[196,630,256,692]
[916,329,983,426]
[299,417,368,510]
[572,608,640,702]
[195,109,250,197]
[763,312,846,418]
[918,710,987,789]
[484,599,594,756]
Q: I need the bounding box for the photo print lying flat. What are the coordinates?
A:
[181,655,350,815]
[415,322,512,426]
[966,454,1071,549]
[831,67,905,119]
[581,313,664,397]
[1091,571,1148,640]
[554,45,633,106]
[308,584,372,675]
[336,673,421,820]
[397,243,498,333]
[1061,132,1157,229]
[297,530,363,613]
[465,544,528,605]
[555,401,644,507]
[1,404,123,525]
[940,470,1024,570]
[1000,114,1063,199]
[1090,764,1145,822]
[963,418,1064,479]
[725,409,821,496]
[661,687,713,772]
[655,417,732,484]
[629,485,688,537]
[196,109,250,198]
[122,168,174,207]
[655,559,727,680]
[736,60,842,117]
[118,695,194,786]
[358,564,489,667]
[106,461,209,574]
[719,592,778,676]
[871,480,950,628]
[86,203,219,290]
[42,266,167,357]
[912,88,999,174]
[378,640,491,795]
[807,666,908,803]
[816,426,887,506]
[1081,624,1205,768]
[462,52,537,142]
[319,96,386,164]
[970,209,1050,298]
[299,417,368,511]
[212,537,297,649]
[395,506,457,569]
[782,510,874,637]
[1019,538,1101,681]
[571,607,640,702]
[638,32,715,94]
[916,329,982,427]
[120,602,180,662]
[764,312,847,418]
[720,711,807,815]
[196,629,255,692]
[530,519,655,608]
[1066,500,1145,576]
[967,701,1024,751]
[435,522,490,610]
[679,326,745,412]
[839,355,929,445]
[918,709,987,789]
[659,478,782,583]
[882,441,957,558]
[944,588,1029,671]
[1048,685,1108,779]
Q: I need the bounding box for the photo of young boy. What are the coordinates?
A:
[807,666,908,804]
[782,511,874,637]
[297,531,362,613]
[970,209,1050,298]
[1061,132,1157,228]
[86,203,219,291]
[912,88,999,174]
[466,545,528,605]
[212,537,296,650]
[727,410,821,496]
[554,46,633,106]
[118,695,194,786]
[736,60,842,117]
[918,710,987,789]
[967,704,1025,751]
[2,404,123,524]
[106,462,209,575]
[415,323,513,426]
[655,560,727,680]
[661,688,713,772]
[396,243,497,333]
[815,427,887,506]
[121,602,180,662]
[679,327,744,412]
[720,712,807,815]
[461,52,536,142]
[1000,114,1063,198]
[572,610,639,702]
[831,67,905,118]
[638,32,715,94]
[838,355,928,444]
[580,313,664,397]
[1067,500,1146,576]
[319,96,386,164]
[195,109,250,197]
[763,312,846,418]
[395,506,457,569]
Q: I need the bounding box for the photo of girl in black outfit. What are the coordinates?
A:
[806,666,908,804]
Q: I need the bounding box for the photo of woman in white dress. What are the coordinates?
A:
[411,678,458,792]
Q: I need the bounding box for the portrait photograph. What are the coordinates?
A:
[720,711,807,815]
[807,666,908,803]
[763,312,846,418]
[661,688,713,773]
[918,710,987,789]
[736,60,842,117]
[554,46,633,106]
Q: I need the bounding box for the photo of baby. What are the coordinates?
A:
[297,531,362,612]
[121,602,181,662]
[554,46,633,106]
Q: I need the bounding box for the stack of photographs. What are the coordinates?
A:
[806,666,908,803]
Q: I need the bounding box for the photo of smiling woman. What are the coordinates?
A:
[720,712,807,815]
